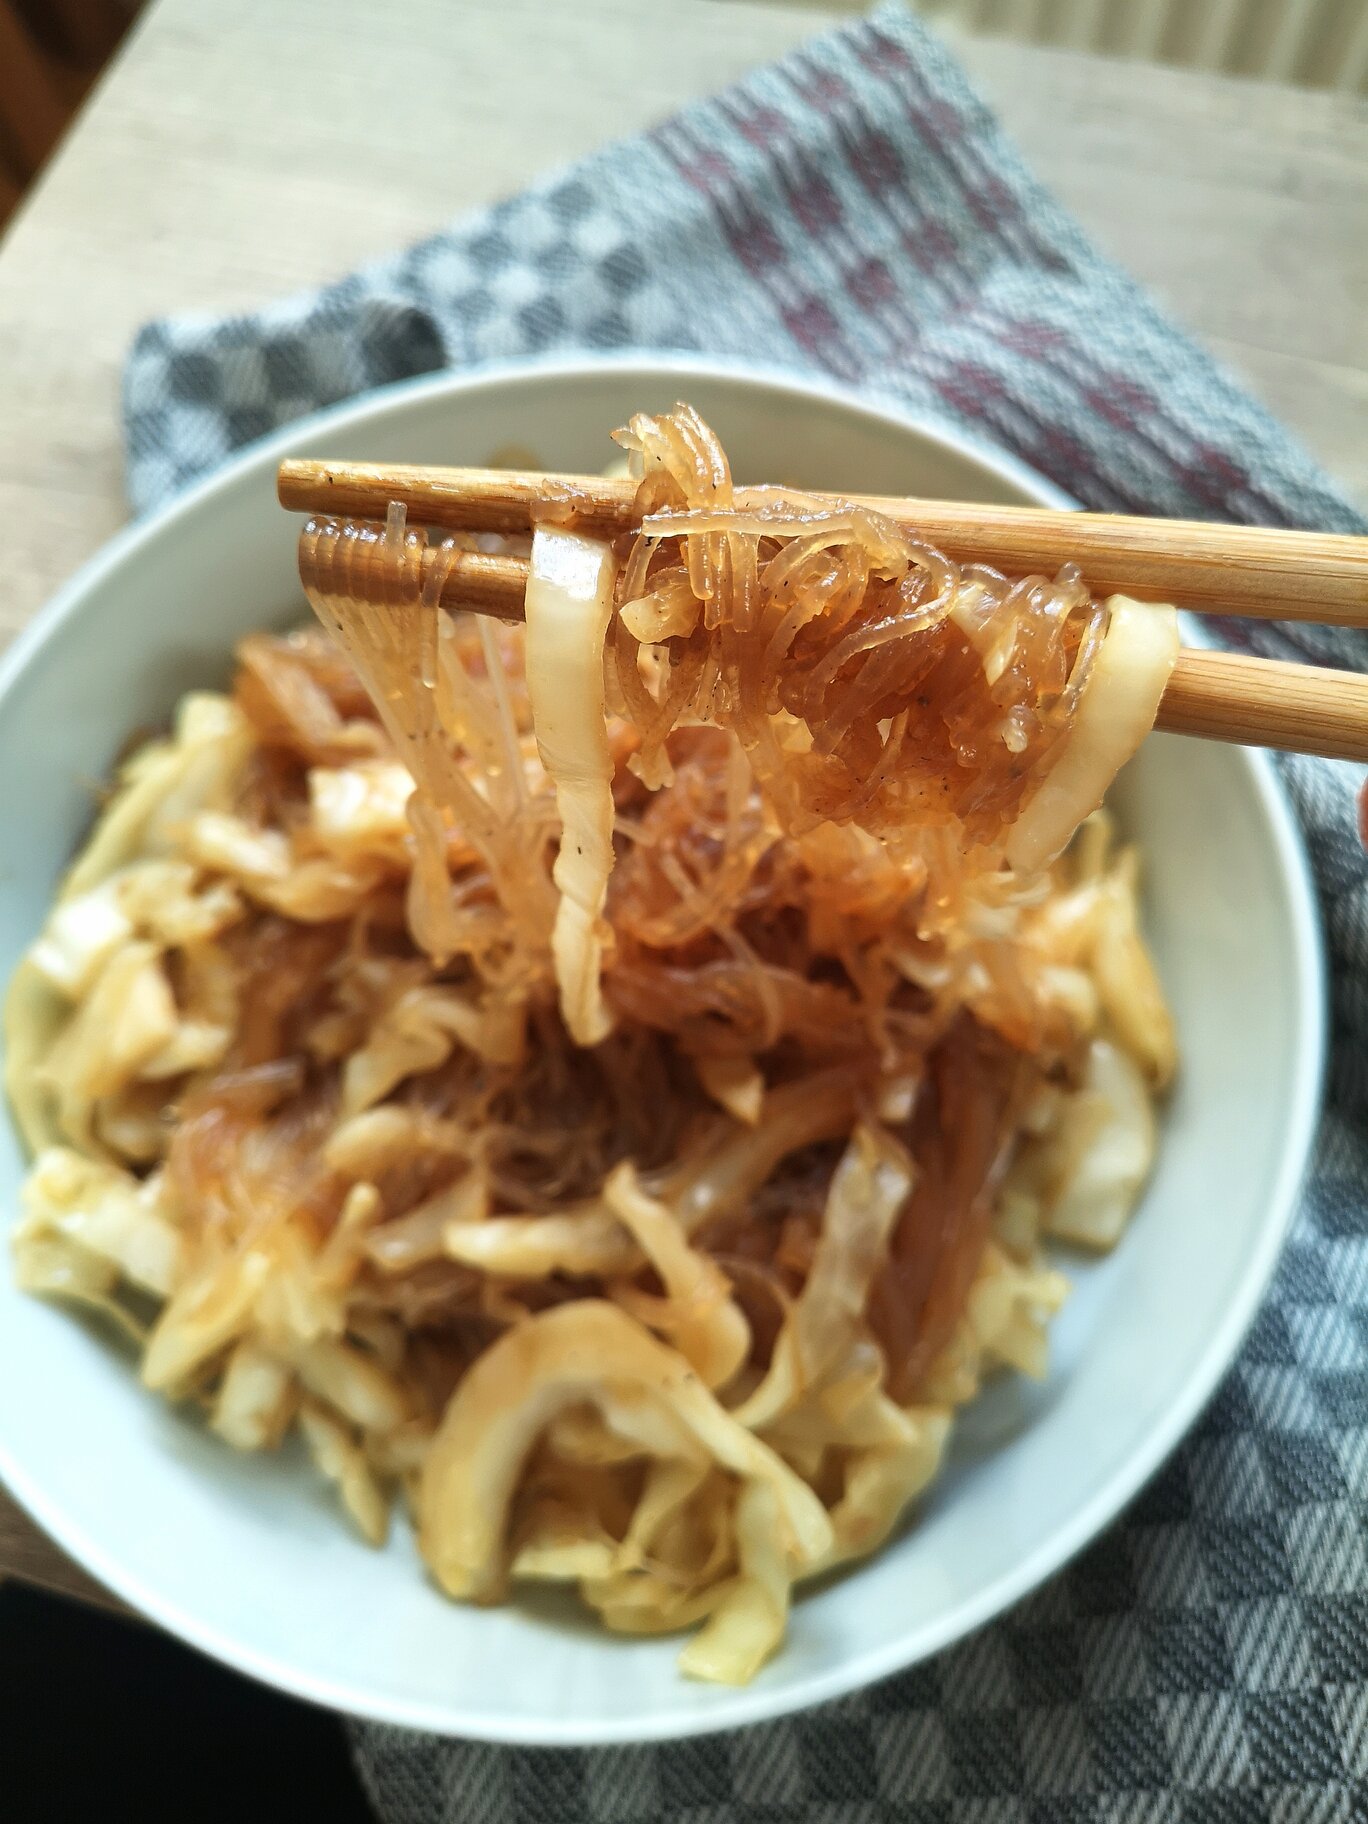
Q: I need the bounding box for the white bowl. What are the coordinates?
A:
[0,357,1324,1744]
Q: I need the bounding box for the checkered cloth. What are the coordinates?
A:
[123,5,1368,1819]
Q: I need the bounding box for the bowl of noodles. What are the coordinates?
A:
[0,358,1323,1742]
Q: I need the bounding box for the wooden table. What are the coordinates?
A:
[0,0,1365,1608]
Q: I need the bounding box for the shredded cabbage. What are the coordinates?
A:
[524,527,619,1044]
[1007,596,1178,873]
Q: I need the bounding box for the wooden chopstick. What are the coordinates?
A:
[1157,651,1368,761]
[296,521,1368,764]
[278,458,1368,627]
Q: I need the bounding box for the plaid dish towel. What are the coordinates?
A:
[124,5,1368,1819]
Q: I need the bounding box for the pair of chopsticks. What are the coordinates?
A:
[277,459,1368,764]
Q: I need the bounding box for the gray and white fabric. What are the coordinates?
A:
[123,4,1368,1818]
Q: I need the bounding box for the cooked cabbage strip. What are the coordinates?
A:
[603,1163,750,1390]
[418,1301,832,1604]
[1006,596,1178,873]
[212,1339,295,1451]
[16,1148,181,1299]
[524,527,619,1044]
[732,1121,912,1430]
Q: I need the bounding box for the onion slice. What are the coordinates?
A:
[1007,595,1178,874]
[524,528,619,1044]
